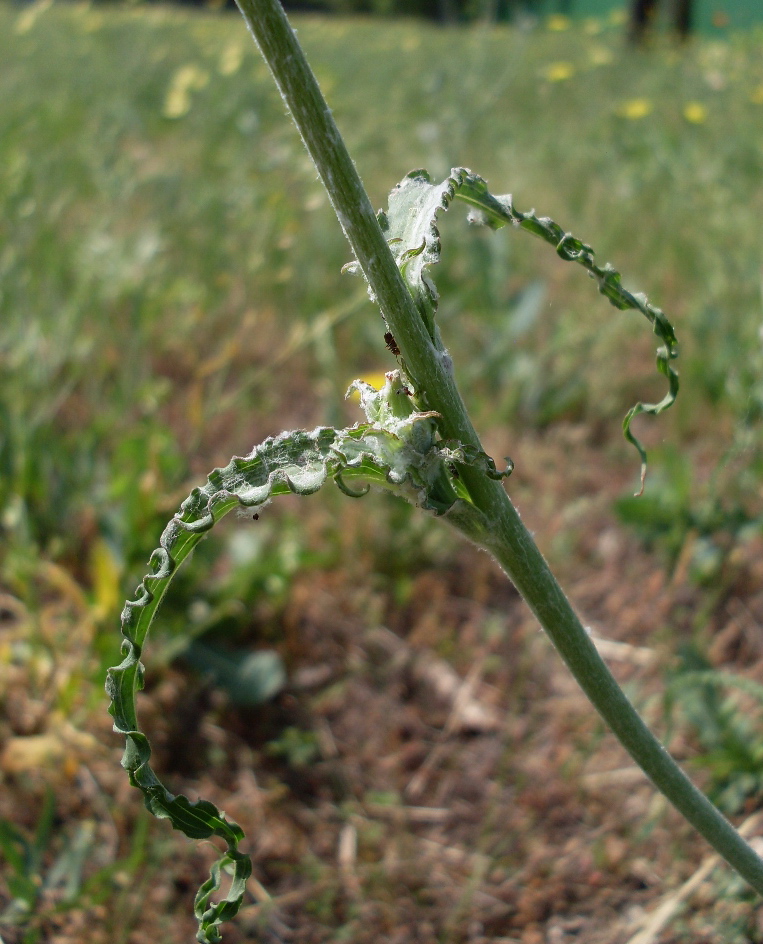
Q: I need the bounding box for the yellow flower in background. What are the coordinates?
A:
[589,45,614,67]
[402,33,420,52]
[618,98,652,119]
[82,12,104,34]
[219,42,243,76]
[547,14,571,31]
[683,102,707,124]
[347,371,390,400]
[14,0,52,35]
[751,85,763,105]
[609,8,628,25]
[583,17,602,35]
[543,62,575,82]
[163,64,210,119]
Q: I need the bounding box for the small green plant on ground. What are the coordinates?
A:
[665,644,763,816]
[105,2,763,941]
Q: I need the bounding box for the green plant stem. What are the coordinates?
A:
[236,0,763,895]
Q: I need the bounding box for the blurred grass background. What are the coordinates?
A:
[1,3,763,941]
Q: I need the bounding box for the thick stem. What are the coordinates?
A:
[238,0,763,895]
[481,508,763,894]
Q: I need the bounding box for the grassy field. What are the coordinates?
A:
[2,3,763,942]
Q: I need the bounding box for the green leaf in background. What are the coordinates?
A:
[183,644,286,708]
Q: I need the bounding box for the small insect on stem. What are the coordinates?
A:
[448,464,460,480]
[384,331,400,357]
[252,513,260,520]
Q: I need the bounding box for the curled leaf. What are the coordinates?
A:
[107,373,491,941]
[360,167,679,489]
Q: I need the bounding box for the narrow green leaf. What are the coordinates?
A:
[0,822,29,880]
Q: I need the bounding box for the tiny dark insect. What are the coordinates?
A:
[448,464,460,479]
[400,385,412,396]
[384,331,400,356]
[252,513,260,521]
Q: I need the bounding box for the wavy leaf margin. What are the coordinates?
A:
[106,374,500,942]
[351,168,679,493]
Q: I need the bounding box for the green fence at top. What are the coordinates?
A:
[561,1,759,31]
[302,0,761,32]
